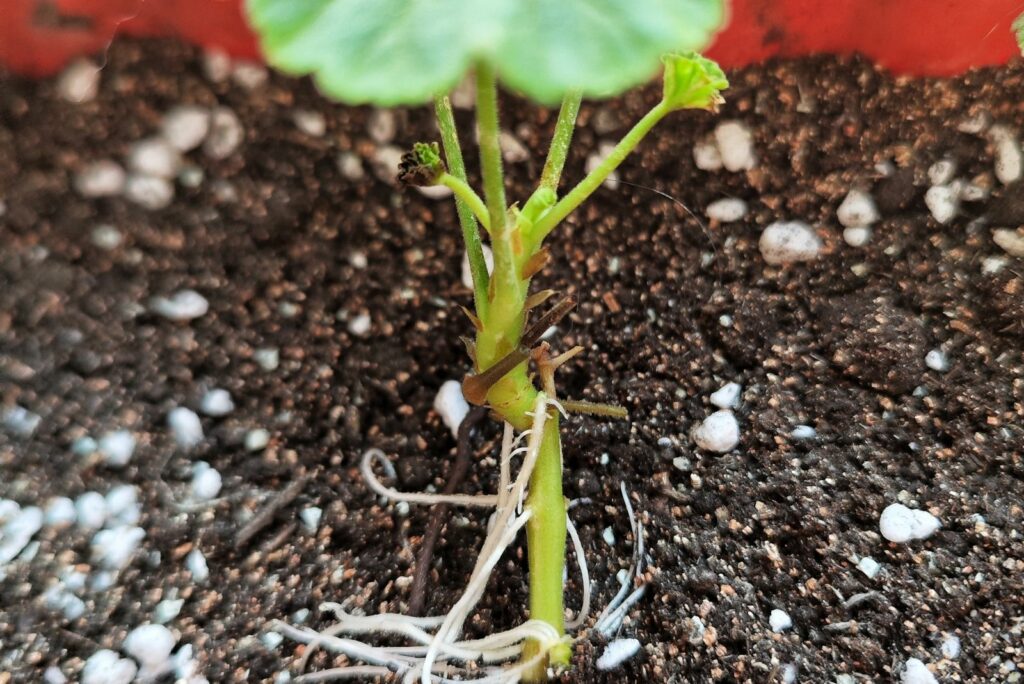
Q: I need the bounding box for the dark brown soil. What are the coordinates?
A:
[1,40,1023,683]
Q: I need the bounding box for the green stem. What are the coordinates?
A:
[521,414,571,680]
[532,100,671,243]
[438,173,490,232]
[434,94,489,318]
[539,90,582,193]
[474,62,507,237]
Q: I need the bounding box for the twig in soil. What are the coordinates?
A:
[236,471,312,549]
[409,406,488,616]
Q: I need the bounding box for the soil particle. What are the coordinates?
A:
[818,294,929,394]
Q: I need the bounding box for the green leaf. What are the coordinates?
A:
[661,52,728,111]
[246,0,725,105]
[1015,12,1024,56]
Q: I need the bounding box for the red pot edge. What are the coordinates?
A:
[1,0,1020,79]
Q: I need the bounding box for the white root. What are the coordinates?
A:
[564,512,591,630]
[279,392,648,682]
[361,448,498,508]
[594,482,649,638]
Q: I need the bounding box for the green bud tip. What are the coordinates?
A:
[661,52,729,112]
[398,141,446,186]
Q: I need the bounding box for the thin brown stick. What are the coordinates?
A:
[235,471,311,549]
[408,406,488,616]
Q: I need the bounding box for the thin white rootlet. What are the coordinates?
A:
[277,393,649,682]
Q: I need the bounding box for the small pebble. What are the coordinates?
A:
[245,428,270,452]
[416,183,454,200]
[45,497,77,527]
[81,649,137,684]
[91,224,123,250]
[990,125,1023,184]
[596,638,642,671]
[585,142,620,187]
[837,189,880,227]
[202,49,232,82]
[348,313,371,336]
[924,185,959,224]
[178,164,205,188]
[168,407,204,449]
[292,109,326,137]
[128,137,182,179]
[172,644,202,681]
[98,430,136,468]
[500,131,529,163]
[713,121,756,171]
[461,244,494,290]
[231,61,269,89]
[91,525,145,569]
[44,583,85,620]
[942,635,961,659]
[2,405,41,438]
[781,663,798,684]
[370,145,404,183]
[843,226,872,247]
[879,503,941,543]
[924,349,949,372]
[105,484,139,525]
[124,624,176,679]
[693,410,740,452]
[75,492,108,529]
[901,658,938,684]
[857,556,881,579]
[693,139,723,170]
[0,505,43,564]
[433,380,470,438]
[74,160,126,198]
[705,198,748,223]
[367,109,396,144]
[790,424,817,440]
[154,598,184,624]
[672,456,692,472]
[200,388,235,417]
[993,228,1024,257]
[161,106,210,152]
[57,58,100,103]
[43,666,67,684]
[254,347,280,371]
[602,527,616,546]
[759,221,821,265]
[337,152,365,180]
[688,616,705,645]
[769,608,793,633]
[124,174,174,210]
[72,436,98,456]
[262,630,284,649]
[186,548,209,582]
[203,107,244,160]
[959,178,990,202]
[300,507,322,533]
[709,382,741,409]
[928,159,957,186]
[151,290,209,321]
[190,462,222,501]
